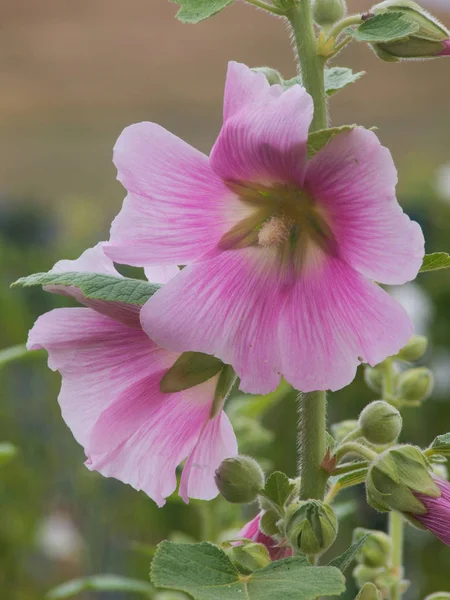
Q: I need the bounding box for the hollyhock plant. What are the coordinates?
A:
[237,513,293,561]
[105,61,424,394]
[414,476,450,546]
[27,245,237,506]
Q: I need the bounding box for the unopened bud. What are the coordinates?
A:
[398,368,434,404]
[359,401,402,445]
[285,500,338,557]
[355,583,383,600]
[251,67,283,86]
[425,594,450,600]
[366,445,440,514]
[370,0,450,60]
[313,0,346,27]
[215,456,265,504]
[353,528,392,568]
[396,335,428,362]
[259,509,281,537]
[331,420,359,443]
[226,542,271,574]
[353,564,383,588]
[364,366,384,394]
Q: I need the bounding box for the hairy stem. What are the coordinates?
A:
[244,0,285,16]
[298,391,328,500]
[389,511,405,600]
[328,14,365,41]
[288,2,328,132]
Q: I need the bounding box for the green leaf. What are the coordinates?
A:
[324,67,365,96]
[0,443,18,467]
[428,433,450,456]
[348,12,419,43]
[307,125,357,159]
[47,575,155,599]
[172,0,234,23]
[328,534,370,573]
[12,272,159,306]
[420,253,450,273]
[160,352,224,393]
[151,541,346,600]
[263,472,296,509]
[331,466,369,489]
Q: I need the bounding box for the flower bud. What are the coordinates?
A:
[397,368,434,404]
[425,594,450,600]
[284,500,338,557]
[331,419,359,443]
[259,509,281,537]
[226,541,271,574]
[370,0,450,61]
[364,366,384,394]
[353,528,392,568]
[366,445,440,514]
[215,456,265,504]
[353,564,383,588]
[358,401,402,445]
[355,583,383,600]
[313,0,346,27]
[395,335,428,362]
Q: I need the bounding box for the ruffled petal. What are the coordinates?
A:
[211,65,313,185]
[140,248,286,394]
[305,128,424,285]
[179,411,238,503]
[106,123,238,266]
[278,254,414,392]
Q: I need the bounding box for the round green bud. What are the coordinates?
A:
[353,528,392,568]
[251,67,283,86]
[355,583,383,600]
[398,368,434,404]
[331,419,359,443]
[312,0,346,27]
[370,0,450,60]
[215,456,265,504]
[285,500,338,557]
[364,366,384,394]
[226,542,271,575]
[395,335,428,362]
[353,564,383,588]
[425,594,450,600]
[358,401,402,445]
[259,509,281,537]
[366,445,440,514]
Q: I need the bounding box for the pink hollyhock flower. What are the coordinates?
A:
[238,513,293,561]
[27,245,237,506]
[414,476,450,547]
[106,61,424,394]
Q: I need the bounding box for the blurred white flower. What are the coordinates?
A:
[36,510,84,563]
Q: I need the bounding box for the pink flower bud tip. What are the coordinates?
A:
[439,39,450,56]
[415,476,450,547]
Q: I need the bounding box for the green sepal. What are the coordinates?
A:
[355,582,383,600]
[171,0,234,23]
[211,365,237,418]
[328,533,371,573]
[420,252,450,272]
[427,433,450,457]
[307,125,358,159]
[160,352,224,394]
[347,12,420,43]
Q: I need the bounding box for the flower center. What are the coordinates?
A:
[219,182,336,271]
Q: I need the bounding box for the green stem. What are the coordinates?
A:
[243,0,285,16]
[0,343,29,368]
[298,392,328,500]
[328,14,364,41]
[335,442,378,464]
[288,2,327,132]
[389,511,404,600]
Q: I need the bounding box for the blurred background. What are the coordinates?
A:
[1,0,450,598]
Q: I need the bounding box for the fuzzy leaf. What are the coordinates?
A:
[328,534,370,573]
[420,253,450,273]
[151,541,346,600]
[429,433,450,456]
[307,125,357,159]
[160,352,224,393]
[324,67,365,96]
[12,272,159,306]
[263,472,295,509]
[172,0,234,23]
[331,466,369,489]
[348,12,419,43]
[47,575,155,599]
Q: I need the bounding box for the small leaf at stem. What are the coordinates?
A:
[171,0,234,23]
[428,433,450,456]
[307,125,358,159]
[324,67,365,96]
[263,471,296,510]
[160,352,224,394]
[328,533,371,573]
[420,252,450,273]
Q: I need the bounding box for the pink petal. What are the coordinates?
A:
[305,128,424,285]
[179,410,238,503]
[278,254,413,392]
[237,513,293,561]
[140,248,285,394]
[439,39,450,56]
[88,374,218,506]
[144,265,180,284]
[106,123,237,267]
[45,243,140,328]
[142,247,413,394]
[27,308,176,448]
[210,66,313,185]
[415,477,450,547]
[223,62,282,121]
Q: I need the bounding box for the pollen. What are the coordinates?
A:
[258,215,291,248]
